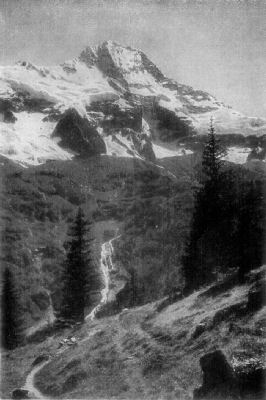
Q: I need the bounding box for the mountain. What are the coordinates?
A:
[1,42,265,400]
[0,40,265,331]
[0,40,265,167]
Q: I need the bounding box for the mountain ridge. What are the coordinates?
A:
[0,41,265,167]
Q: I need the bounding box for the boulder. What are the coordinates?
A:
[232,354,266,398]
[11,389,29,399]
[52,108,106,156]
[238,366,266,398]
[194,350,239,399]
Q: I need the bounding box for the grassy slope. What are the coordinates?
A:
[2,267,264,399]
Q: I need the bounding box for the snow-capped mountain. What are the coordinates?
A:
[0,41,265,166]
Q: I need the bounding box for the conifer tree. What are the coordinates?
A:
[1,268,23,349]
[201,117,226,183]
[183,119,227,291]
[237,180,265,282]
[59,207,93,323]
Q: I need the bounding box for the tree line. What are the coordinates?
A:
[1,207,95,349]
[1,120,265,350]
[182,120,265,292]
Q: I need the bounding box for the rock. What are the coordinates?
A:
[52,108,106,156]
[0,99,17,123]
[232,353,266,398]
[194,350,239,399]
[195,349,266,399]
[31,354,49,367]
[131,133,156,162]
[89,101,142,132]
[59,336,78,347]
[11,389,29,399]
[247,146,266,162]
[153,102,194,141]
[238,366,266,398]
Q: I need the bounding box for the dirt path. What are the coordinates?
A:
[22,360,51,399]
[22,235,120,398]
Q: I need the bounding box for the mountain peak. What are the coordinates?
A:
[79,40,165,89]
[0,41,265,167]
[79,40,142,70]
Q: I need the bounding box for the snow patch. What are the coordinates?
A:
[153,143,193,159]
[223,147,251,165]
[105,133,143,159]
[0,112,73,166]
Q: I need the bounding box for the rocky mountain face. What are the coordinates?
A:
[0,41,265,167]
[52,108,107,156]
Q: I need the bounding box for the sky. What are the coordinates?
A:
[0,0,265,118]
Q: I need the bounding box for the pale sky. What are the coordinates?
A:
[0,0,265,118]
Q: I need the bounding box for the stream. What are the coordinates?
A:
[22,236,120,399]
[86,235,120,320]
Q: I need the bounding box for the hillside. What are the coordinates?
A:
[1,137,264,333]
[0,151,199,330]
[1,266,265,399]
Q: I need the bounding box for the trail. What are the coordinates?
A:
[23,235,120,398]
[22,360,51,399]
[86,235,120,320]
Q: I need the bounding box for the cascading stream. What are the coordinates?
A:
[22,235,120,399]
[86,235,120,320]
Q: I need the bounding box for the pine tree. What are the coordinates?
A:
[201,117,226,183]
[1,268,23,349]
[59,207,93,323]
[183,119,227,292]
[183,119,265,292]
[237,180,265,283]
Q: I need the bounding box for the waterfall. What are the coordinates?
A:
[86,236,120,320]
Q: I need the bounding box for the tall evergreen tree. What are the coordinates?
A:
[183,119,227,291]
[1,268,23,349]
[183,118,265,292]
[201,117,226,183]
[237,180,265,283]
[59,207,93,323]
